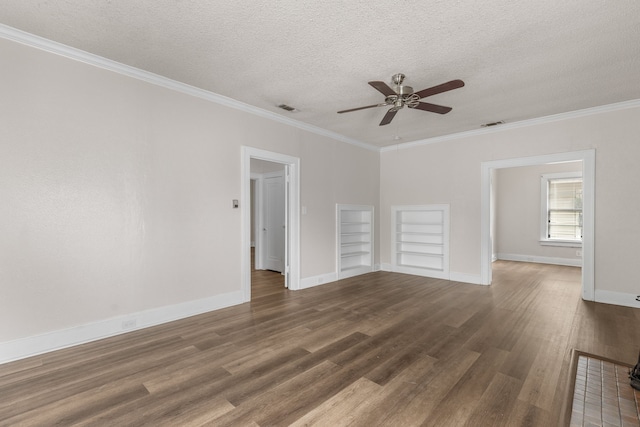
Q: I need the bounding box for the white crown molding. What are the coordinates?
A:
[0,23,378,153]
[381,98,640,152]
[4,24,640,155]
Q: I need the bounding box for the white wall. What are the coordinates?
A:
[380,104,640,302]
[495,162,583,265]
[0,37,379,360]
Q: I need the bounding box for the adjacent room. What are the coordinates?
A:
[1,1,639,425]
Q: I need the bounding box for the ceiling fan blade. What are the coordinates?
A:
[379,108,398,126]
[410,102,453,114]
[337,103,386,114]
[413,79,464,99]
[369,81,396,97]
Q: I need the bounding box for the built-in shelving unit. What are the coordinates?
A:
[391,205,449,279]
[337,204,374,279]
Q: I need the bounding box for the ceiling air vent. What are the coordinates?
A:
[481,120,505,127]
[277,104,297,112]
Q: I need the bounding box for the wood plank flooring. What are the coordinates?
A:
[1,261,639,426]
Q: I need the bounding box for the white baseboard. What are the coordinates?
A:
[0,290,244,365]
[380,264,483,285]
[450,272,485,285]
[300,272,338,289]
[594,290,640,309]
[497,253,582,267]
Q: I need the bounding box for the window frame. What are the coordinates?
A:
[539,171,583,248]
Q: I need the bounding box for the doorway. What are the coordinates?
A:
[242,147,300,302]
[480,150,595,301]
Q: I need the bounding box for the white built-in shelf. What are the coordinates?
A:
[337,204,374,279]
[391,205,449,279]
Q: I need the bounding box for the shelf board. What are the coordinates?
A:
[341,241,370,246]
[341,251,370,258]
[397,251,444,257]
[397,241,442,246]
[341,265,372,272]
[396,232,443,236]
[396,221,442,225]
[397,263,444,272]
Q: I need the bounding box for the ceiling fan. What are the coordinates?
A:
[337,73,464,126]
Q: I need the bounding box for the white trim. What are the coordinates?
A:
[389,265,450,280]
[481,150,595,301]
[539,240,582,248]
[242,147,300,301]
[300,272,339,289]
[449,272,484,285]
[250,174,263,268]
[594,290,640,309]
[382,99,640,152]
[0,290,243,365]
[382,264,482,285]
[0,23,376,153]
[3,24,639,156]
[496,253,582,267]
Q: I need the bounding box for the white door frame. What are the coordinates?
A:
[251,174,264,270]
[242,147,300,301]
[480,149,595,301]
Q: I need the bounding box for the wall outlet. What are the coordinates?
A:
[122,319,137,329]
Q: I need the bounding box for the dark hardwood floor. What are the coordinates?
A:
[1,261,639,426]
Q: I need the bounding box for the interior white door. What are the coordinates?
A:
[264,171,285,273]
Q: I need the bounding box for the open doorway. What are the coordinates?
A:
[251,160,286,274]
[480,150,595,301]
[250,160,286,297]
[493,161,583,266]
[491,161,583,289]
[241,147,300,302]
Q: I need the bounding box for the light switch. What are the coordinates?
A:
[233,199,239,208]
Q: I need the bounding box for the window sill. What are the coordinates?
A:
[539,239,582,248]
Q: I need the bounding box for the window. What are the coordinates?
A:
[540,172,582,246]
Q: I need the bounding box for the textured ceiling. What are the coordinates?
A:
[1,1,639,148]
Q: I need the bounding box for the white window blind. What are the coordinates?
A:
[547,178,582,240]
